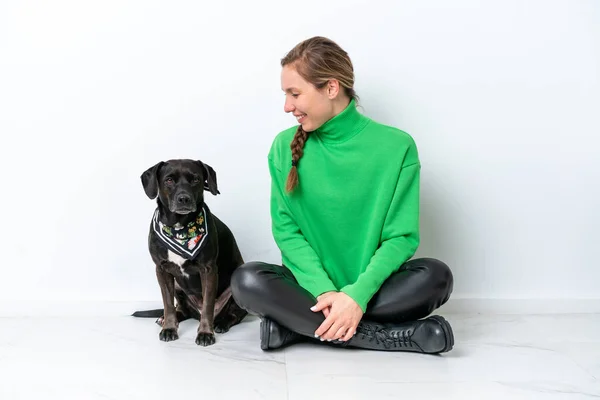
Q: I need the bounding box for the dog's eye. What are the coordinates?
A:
[165,177,174,184]
[192,177,201,184]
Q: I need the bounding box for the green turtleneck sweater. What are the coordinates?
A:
[268,99,421,312]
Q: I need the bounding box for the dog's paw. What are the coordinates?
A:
[214,318,233,334]
[214,324,230,334]
[214,311,245,334]
[195,332,216,346]
[159,328,179,342]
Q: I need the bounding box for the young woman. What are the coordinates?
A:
[231,36,454,354]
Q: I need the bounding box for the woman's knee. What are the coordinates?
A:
[230,261,282,305]
[231,261,290,316]
[407,257,454,292]
[231,262,271,294]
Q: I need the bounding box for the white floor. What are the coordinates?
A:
[0,313,599,399]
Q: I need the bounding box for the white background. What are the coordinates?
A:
[1,0,598,311]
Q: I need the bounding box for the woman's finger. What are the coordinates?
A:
[322,320,343,341]
[314,314,335,338]
[341,322,359,342]
[310,297,333,312]
[332,325,348,341]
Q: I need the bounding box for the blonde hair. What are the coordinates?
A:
[281,36,359,192]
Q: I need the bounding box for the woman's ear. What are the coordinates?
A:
[326,79,340,99]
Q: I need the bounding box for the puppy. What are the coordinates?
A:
[132,159,247,346]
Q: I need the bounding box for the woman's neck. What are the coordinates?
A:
[314,97,369,144]
[330,95,351,118]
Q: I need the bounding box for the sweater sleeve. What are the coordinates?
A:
[268,156,339,299]
[340,160,421,312]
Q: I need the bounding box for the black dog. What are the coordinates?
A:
[132,159,247,346]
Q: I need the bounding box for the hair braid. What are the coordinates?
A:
[285,126,309,192]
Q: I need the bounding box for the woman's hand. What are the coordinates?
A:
[311,292,363,342]
[316,291,337,317]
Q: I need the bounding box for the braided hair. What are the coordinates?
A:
[285,125,309,192]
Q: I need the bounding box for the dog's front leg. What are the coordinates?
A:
[195,265,217,346]
[156,265,178,342]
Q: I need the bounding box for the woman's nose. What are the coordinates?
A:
[284,99,295,113]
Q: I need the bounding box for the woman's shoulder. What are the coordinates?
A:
[272,125,299,145]
[362,119,419,164]
[365,119,416,148]
[268,125,298,163]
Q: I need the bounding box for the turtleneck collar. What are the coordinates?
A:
[313,98,370,144]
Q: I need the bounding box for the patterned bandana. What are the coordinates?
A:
[152,206,209,260]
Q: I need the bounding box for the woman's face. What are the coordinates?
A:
[281,65,335,132]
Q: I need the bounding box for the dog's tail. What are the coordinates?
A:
[131,308,164,318]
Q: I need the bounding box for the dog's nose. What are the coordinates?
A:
[177,194,192,205]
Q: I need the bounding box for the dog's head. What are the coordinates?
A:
[140,159,219,214]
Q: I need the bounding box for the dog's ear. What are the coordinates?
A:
[140,161,165,199]
[197,161,220,196]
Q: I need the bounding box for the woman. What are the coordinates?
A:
[231,36,454,354]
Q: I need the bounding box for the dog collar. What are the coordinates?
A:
[152,206,209,260]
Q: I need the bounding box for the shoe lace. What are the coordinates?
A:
[356,322,414,349]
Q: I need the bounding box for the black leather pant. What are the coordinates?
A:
[230,258,453,339]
